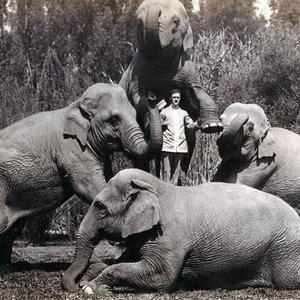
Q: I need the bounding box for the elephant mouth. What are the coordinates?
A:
[108,139,122,150]
[105,232,126,244]
[217,129,243,161]
[96,136,122,152]
[142,43,179,61]
[217,134,237,161]
[217,113,249,160]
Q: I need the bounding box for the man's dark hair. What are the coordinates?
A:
[170,88,181,95]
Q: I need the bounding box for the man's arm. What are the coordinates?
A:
[184,114,200,131]
[160,109,168,131]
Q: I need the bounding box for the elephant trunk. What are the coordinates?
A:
[144,6,161,57]
[217,113,249,159]
[61,209,99,291]
[122,105,162,160]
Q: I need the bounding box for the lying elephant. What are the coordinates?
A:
[0,83,162,269]
[119,0,223,171]
[62,168,300,293]
[212,102,300,212]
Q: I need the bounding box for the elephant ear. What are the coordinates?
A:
[257,127,276,159]
[63,98,94,146]
[122,179,161,239]
[183,24,195,57]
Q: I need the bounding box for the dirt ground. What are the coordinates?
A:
[1,244,300,300]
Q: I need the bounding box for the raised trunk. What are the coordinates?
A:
[122,104,162,160]
[217,113,249,159]
[61,209,99,291]
[144,6,161,57]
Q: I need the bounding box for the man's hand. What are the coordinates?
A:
[147,91,157,109]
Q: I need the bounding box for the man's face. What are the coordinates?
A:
[171,92,181,106]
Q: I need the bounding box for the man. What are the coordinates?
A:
[160,89,200,185]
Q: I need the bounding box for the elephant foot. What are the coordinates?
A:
[79,261,109,286]
[82,281,112,295]
[199,107,224,133]
[0,264,11,274]
[61,272,79,291]
[200,119,223,134]
[0,248,12,274]
[0,243,13,273]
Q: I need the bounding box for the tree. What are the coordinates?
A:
[270,0,300,25]
[195,0,259,38]
[0,0,7,37]
[81,0,139,82]
[14,0,48,86]
[37,47,66,111]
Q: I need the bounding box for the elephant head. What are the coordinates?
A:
[61,169,161,290]
[136,0,194,58]
[63,83,162,159]
[217,103,276,162]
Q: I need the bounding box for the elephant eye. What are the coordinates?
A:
[123,192,138,212]
[172,18,180,27]
[248,124,254,132]
[125,191,139,206]
[109,116,119,125]
[94,201,108,216]
[130,192,138,202]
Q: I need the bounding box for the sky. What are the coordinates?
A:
[192,0,273,24]
[254,0,273,22]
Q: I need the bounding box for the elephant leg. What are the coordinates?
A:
[0,233,14,272]
[269,247,300,289]
[83,258,181,294]
[79,261,109,287]
[0,206,14,271]
[0,219,25,272]
[79,239,127,286]
[191,86,223,133]
[229,277,273,290]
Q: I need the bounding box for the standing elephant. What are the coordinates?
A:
[0,83,162,269]
[119,0,223,172]
[213,102,300,212]
[62,168,300,293]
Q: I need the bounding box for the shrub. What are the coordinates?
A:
[188,25,300,183]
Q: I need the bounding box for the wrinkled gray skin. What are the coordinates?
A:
[0,83,162,270]
[62,168,300,293]
[120,0,222,171]
[213,102,300,213]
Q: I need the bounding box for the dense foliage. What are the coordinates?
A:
[0,0,299,242]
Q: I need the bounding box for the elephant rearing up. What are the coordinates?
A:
[119,0,223,172]
[0,83,162,270]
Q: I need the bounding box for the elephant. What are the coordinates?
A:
[62,168,300,293]
[212,102,300,213]
[119,0,223,173]
[0,83,162,270]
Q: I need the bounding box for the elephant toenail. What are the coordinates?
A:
[83,285,94,295]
